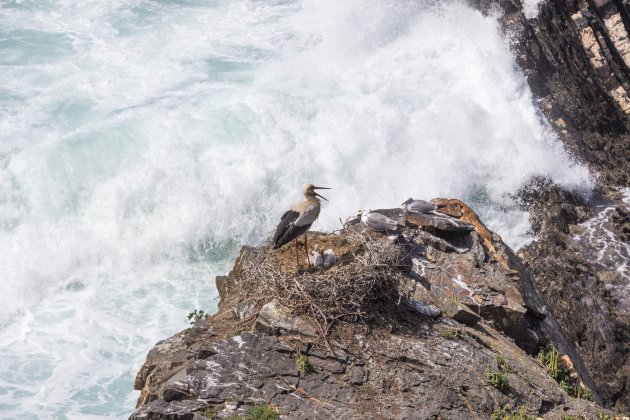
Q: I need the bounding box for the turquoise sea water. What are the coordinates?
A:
[0,1,591,418]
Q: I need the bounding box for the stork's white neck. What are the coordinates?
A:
[304,194,320,204]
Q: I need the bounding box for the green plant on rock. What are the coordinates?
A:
[247,404,279,420]
[485,366,509,391]
[537,345,561,379]
[496,354,510,373]
[187,309,207,324]
[536,345,595,401]
[576,384,594,402]
[199,406,218,419]
[596,413,629,420]
[486,354,510,391]
[518,372,531,385]
[296,351,314,376]
[491,404,534,420]
[439,328,462,340]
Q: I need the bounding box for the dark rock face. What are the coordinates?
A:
[470,0,630,411]
[518,186,630,411]
[131,326,606,420]
[479,0,630,187]
[403,217,542,354]
[131,208,614,419]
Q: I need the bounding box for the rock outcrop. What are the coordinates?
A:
[131,206,615,419]
[473,0,630,411]
[518,184,630,412]
[130,1,630,417]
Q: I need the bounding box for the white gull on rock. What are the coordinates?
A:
[359,209,402,232]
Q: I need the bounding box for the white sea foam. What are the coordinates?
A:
[522,0,544,19]
[0,0,592,417]
[574,193,630,282]
[572,190,630,316]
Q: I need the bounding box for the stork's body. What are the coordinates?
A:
[273,184,330,267]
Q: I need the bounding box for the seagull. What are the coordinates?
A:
[273,184,331,267]
[359,209,402,232]
[401,197,437,214]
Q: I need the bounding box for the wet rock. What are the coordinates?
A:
[520,188,630,410]
[489,0,630,186]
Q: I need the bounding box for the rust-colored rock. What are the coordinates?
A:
[431,198,510,269]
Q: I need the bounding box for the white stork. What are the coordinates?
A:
[273,184,330,267]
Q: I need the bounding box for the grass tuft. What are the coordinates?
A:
[439,328,463,340]
[491,404,534,420]
[247,404,279,420]
[486,354,510,391]
[536,345,594,401]
[199,406,217,419]
[296,351,314,376]
[225,328,243,339]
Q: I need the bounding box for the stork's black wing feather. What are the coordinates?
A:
[272,210,307,249]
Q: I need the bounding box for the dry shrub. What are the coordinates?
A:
[238,230,411,338]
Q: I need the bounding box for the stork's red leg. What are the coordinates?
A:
[294,238,299,268]
[305,233,310,267]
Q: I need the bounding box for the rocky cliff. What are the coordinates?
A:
[475,0,630,412]
[480,0,630,187]
[129,0,630,418]
[130,206,618,419]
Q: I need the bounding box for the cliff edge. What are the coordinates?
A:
[130,204,616,419]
